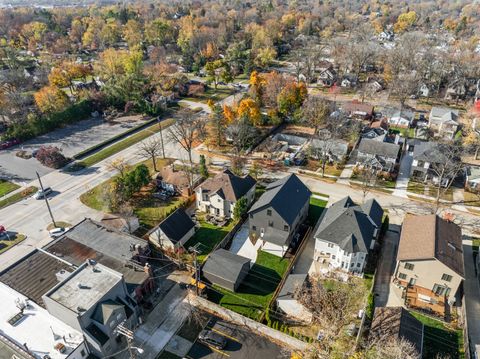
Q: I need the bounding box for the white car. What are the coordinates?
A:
[49,227,70,238]
[33,187,52,199]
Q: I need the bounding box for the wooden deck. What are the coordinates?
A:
[401,281,446,316]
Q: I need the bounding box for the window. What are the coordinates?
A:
[252,225,257,231]
[341,261,344,267]
[332,255,336,260]
[357,263,361,268]
[268,220,274,227]
[267,209,272,216]
[284,225,289,231]
[328,243,334,248]
[404,262,414,270]
[398,273,407,280]
[350,262,354,267]
[409,278,416,285]
[441,274,453,282]
[80,350,86,357]
[433,284,446,296]
[249,213,253,219]
[217,198,221,202]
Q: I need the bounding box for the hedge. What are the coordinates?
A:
[5,100,93,141]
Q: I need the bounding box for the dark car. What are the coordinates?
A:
[0,139,20,150]
[198,329,227,350]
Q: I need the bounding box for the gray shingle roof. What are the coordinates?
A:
[430,107,459,124]
[361,199,383,227]
[278,273,307,300]
[357,138,400,159]
[314,196,383,254]
[158,208,195,244]
[202,249,251,283]
[200,169,256,202]
[248,174,311,226]
[412,141,446,163]
[92,300,124,325]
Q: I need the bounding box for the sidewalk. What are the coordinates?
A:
[393,152,413,198]
[337,165,354,185]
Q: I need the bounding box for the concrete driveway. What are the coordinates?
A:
[373,225,400,307]
[463,244,480,349]
[393,151,413,198]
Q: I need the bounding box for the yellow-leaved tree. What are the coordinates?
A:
[34,86,69,114]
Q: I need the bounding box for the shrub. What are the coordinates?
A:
[36,146,69,169]
[366,292,375,320]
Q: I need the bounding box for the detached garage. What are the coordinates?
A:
[202,249,251,292]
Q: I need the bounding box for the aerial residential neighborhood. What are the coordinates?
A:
[1,1,480,359]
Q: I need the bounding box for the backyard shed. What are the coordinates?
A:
[202,249,251,292]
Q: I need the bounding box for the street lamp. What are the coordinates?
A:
[131,347,144,355]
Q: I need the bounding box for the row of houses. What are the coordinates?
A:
[0,219,155,359]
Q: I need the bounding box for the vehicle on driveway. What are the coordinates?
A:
[33,187,53,199]
[198,330,227,350]
[49,227,70,238]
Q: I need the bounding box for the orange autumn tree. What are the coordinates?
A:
[237,98,262,126]
[34,86,70,113]
[223,104,236,124]
[249,70,265,105]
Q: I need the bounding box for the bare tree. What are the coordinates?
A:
[366,338,421,359]
[115,203,135,233]
[301,96,333,136]
[429,143,464,212]
[138,138,163,172]
[107,157,130,178]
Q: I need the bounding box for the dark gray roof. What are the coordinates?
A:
[357,138,400,159]
[158,208,195,244]
[314,196,383,254]
[202,249,250,284]
[249,174,311,226]
[92,300,124,325]
[412,141,446,163]
[0,250,76,308]
[278,273,307,300]
[370,307,423,356]
[361,199,383,227]
[264,226,290,246]
[200,169,256,202]
[430,107,459,124]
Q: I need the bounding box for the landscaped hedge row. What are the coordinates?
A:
[5,100,93,141]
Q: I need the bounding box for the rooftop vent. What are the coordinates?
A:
[77,283,90,290]
[76,306,86,312]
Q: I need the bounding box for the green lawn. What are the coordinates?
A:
[0,233,26,254]
[209,250,289,320]
[407,181,454,202]
[307,197,327,226]
[0,180,20,197]
[182,86,235,104]
[411,312,464,359]
[80,158,186,233]
[0,186,37,209]
[77,118,175,168]
[184,219,235,263]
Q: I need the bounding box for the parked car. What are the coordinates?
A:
[49,227,70,238]
[0,225,6,238]
[198,330,227,350]
[0,139,20,150]
[33,187,52,199]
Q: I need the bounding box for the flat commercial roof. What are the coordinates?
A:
[46,262,122,314]
[0,282,83,359]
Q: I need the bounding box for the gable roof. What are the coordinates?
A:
[158,208,195,244]
[412,141,446,163]
[397,214,464,276]
[248,174,311,226]
[200,169,256,202]
[202,249,250,284]
[370,307,423,356]
[429,107,459,124]
[92,299,124,325]
[342,100,373,115]
[358,138,400,159]
[314,196,383,254]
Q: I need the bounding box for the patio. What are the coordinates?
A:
[400,281,447,317]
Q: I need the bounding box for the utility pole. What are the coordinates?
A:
[158,116,166,159]
[115,322,135,359]
[36,171,56,228]
[189,243,202,296]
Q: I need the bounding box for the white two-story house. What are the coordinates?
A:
[313,197,383,274]
[196,169,256,219]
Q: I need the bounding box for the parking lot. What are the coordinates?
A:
[159,313,288,359]
[0,115,148,182]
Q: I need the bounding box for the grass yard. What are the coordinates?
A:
[80,158,186,233]
[0,233,26,254]
[183,219,235,263]
[182,86,235,104]
[407,181,454,202]
[209,250,289,320]
[411,312,464,359]
[0,186,37,209]
[77,118,175,168]
[0,180,20,197]
[307,197,327,226]
[463,190,480,207]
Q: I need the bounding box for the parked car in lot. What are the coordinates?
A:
[49,227,70,238]
[0,139,20,150]
[33,187,52,199]
[198,330,227,350]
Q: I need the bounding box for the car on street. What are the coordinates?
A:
[198,330,227,350]
[0,139,20,150]
[48,227,70,238]
[33,187,53,199]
